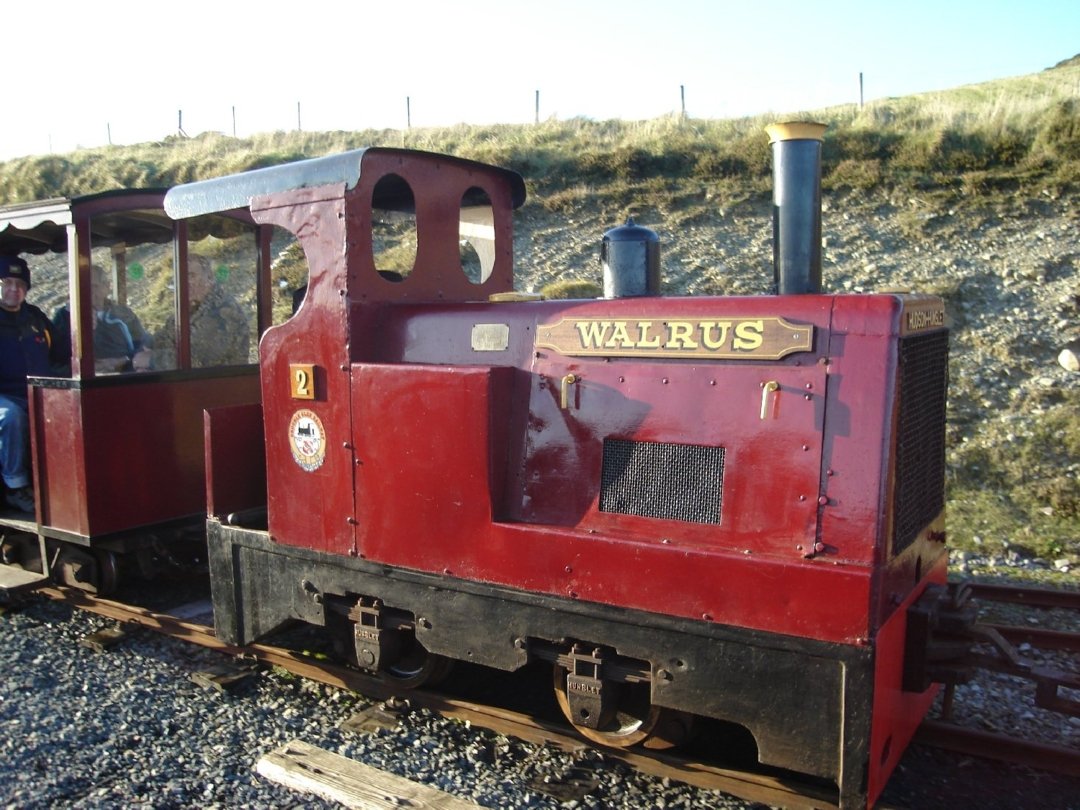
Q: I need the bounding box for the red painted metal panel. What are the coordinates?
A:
[344,356,874,644]
[204,402,266,519]
[816,326,896,567]
[518,354,825,554]
[341,151,518,307]
[255,189,356,556]
[867,551,948,805]
[31,386,89,533]
[351,363,514,563]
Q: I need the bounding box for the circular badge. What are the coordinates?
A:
[288,409,326,472]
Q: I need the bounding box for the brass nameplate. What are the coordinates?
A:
[902,301,946,335]
[471,323,510,352]
[535,317,813,360]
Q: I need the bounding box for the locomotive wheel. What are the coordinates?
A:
[94,550,120,596]
[381,635,454,689]
[552,665,694,750]
[51,545,119,596]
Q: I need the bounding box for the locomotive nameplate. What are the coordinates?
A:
[471,323,510,352]
[535,317,813,360]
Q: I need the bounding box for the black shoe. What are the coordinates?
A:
[5,486,34,513]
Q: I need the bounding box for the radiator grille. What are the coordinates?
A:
[600,439,725,525]
[892,330,949,556]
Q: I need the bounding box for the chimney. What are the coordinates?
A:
[765,122,826,295]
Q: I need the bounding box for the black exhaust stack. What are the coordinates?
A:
[766,122,826,295]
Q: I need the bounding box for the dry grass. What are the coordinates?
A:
[2,56,1076,206]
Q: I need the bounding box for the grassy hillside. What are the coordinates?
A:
[1,55,1077,207]
[1,55,1078,570]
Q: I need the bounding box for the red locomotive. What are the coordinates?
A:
[163,126,949,808]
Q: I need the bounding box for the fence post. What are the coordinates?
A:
[297,102,302,131]
[535,89,540,124]
[406,96,411,129]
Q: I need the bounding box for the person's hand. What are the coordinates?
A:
[132,348,153,372]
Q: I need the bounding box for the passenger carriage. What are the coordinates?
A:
[0,189,281,594]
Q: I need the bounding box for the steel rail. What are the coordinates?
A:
[914,721,1080,778]
[968,582,1080,611]
[984,623,1080,652]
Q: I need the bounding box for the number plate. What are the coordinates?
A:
[290,364,316,399]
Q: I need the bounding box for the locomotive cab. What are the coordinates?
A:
[0,190,277,595]
[173,144,950,809]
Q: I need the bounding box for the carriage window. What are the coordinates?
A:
[153,215,259,369]
[83,210,174,375]
[371,174,416,281]
[459,188,495,285]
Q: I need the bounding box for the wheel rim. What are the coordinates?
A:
[553,664,694,749]
[382,635,453,689]
[94,550,119,596]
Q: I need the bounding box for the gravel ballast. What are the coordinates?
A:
[0,596,756,809]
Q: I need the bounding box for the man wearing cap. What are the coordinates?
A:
[0,255,63,513]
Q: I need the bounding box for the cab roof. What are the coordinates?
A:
[164,147,527,220]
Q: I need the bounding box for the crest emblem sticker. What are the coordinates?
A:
[288,409,326,472]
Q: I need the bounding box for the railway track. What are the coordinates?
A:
[33,585,841,809]
[18,579,1080,808]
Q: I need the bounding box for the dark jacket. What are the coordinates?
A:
[0,303,62,397]
[52,303,152,372]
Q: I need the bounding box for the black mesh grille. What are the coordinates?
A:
[892,330,949,556]
[600,439,725,525]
